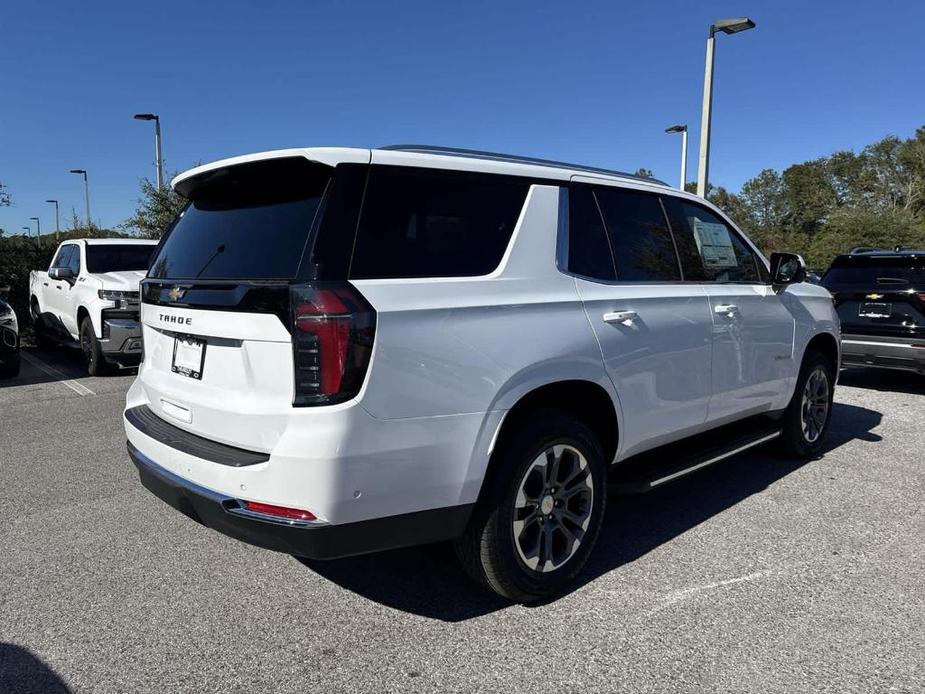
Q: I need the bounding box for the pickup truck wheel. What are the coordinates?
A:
[80,317,108,376]
[31,300,53,350]
[454,409,607,603]
[779,350,834,458]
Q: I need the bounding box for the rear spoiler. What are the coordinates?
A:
[172,148,370,197]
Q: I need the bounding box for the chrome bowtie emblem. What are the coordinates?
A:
[865,293,884,300]
[168,286,185,302]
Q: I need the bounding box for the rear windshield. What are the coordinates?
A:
[823,256,925,287]
[86,245,156,273]
[148,158,330,280]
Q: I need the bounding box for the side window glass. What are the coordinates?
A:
[566,185,615,281]
[594,187,681,282]
[664,198,762,283]
[52,246,71,270]
[66,246,81,274]
[349,167,529,279]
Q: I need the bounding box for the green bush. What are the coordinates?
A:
[0,246,56,339]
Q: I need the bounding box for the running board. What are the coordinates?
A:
[609,418,782,494]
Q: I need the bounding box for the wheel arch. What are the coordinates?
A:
[470,378,621,511]
[76,305,102,339]
[803,331,840,377]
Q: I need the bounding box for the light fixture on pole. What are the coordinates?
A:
[133,113,164,190]
[45,199,60,241]
[29,216,41,238]
[665,124,688,190]
[69,169,92,228]
[696,17,756,198]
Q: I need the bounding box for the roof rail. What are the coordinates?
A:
[380,144,670,186]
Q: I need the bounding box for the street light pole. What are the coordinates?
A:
[665,125,688,190]
[696,17,756,198]
[133,113,164,189]
[30,216,41,238]
[69,169,91,228]
[45,199,60,241]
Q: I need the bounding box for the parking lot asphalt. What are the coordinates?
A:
[1,346,923,694]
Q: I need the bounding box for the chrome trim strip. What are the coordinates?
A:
[129,443,326,528]
[648,431,781,488]
[842,339,923,349]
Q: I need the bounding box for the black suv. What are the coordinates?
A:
[822,248,925,374]
[0,284,20,379]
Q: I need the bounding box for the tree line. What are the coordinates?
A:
[689,125,925,268]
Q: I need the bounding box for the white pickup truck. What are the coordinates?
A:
[30,238,159,374]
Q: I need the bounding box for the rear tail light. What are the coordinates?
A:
[916,293,925,305]
[241,500,317,521]
[290,282,376,406]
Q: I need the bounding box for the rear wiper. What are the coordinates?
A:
[195,244,226,278]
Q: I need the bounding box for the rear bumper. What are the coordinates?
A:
[841,334,925,373]
[127,440,473,560]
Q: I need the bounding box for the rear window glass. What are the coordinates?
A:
[349,167,529,279]
[594,187,680,282]
[148,158,330,280]
[86,245,155,273]
[823,257,925,287]
[567,185,615,281]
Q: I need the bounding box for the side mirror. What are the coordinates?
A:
[770,252,807,285]
[50,267,75,281]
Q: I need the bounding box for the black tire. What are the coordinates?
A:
[31,300,54,350]
[80,317,108,376]
[0,353,19,379]
[454,408,607,603]
[779,349,835,458]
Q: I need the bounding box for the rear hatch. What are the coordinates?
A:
[138,156,374,452]
[822,254,925,338]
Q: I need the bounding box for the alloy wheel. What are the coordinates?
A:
[801,367,830,443]
[512,444,594,573]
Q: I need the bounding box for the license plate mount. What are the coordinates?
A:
[858,302,891,319]
[171,336,206,380]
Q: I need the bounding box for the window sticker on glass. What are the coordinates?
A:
[692,220,738,269]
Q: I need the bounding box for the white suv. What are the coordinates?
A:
[125,145,840,602]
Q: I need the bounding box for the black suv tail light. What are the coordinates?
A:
[290,283,376,406]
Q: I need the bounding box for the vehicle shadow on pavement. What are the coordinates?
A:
[298,402,882,621]
[0,643,71,694]
[838,367,925,395]
[1,347,136,389]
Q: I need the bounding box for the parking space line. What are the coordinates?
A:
[21,352,96,396]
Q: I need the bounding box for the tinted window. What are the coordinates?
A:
[349,167,529,279]
[594,188,680,282]
[86,245,155,273]
[52,245,74,270]
[567,185,615,280]
[148,158,330,280]
[65,246,80,274]
[665,198,762,283]
[823,256,925,287]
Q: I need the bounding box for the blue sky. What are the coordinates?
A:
[2,0,924,234]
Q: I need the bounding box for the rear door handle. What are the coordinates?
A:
[604,310,637,324]
[714,303,739,317]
